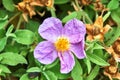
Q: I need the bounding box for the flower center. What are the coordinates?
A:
[54,37,70,52]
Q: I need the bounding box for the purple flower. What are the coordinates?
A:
[34,17,86,73]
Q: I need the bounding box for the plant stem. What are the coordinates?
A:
[11,15,23,45]
[74,0,81,10]
[74,0,93,24]
[82,11,93,24]
[4,12,21,29]
[16,15,23,30]
[7,74,11,80]
[50,7,56,17]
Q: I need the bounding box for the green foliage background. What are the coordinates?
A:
[0,0,120,80]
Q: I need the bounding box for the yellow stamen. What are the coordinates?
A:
[54,37,70,52]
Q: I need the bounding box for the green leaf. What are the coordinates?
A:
[107,0,119,10]
[86,41,94,51]
[6,33,16,38]
[6,25,14,37]
[93,49,104,58]
[87,52,109,66]
[56,72,70,79]
[27,67,41,73]
[20,73,38,80]
[0,15,8,29]
[12,68,26,77]
[111,8,120,25]
[4,43,21,53]
[86,65,100,80]
[25,20,40,32]
[71,58,83,80]
[62,12,77,23]
[83,58,91,73]
[0,52,27,66]
[0,72,6,77]
[43,71,57,80]
[35,59,42,68]
[27,52,36,67]
[54,0,70,4]
[0,10,8,18]
[93,43,104,50]
[103,11,111,22]
[45,59,59,69]
[0,15,8,20]
[62,11,82,23]
[0,29,5,39]
[14,30,35,45]
[0,37,7,52]
[2,0,15,12]
[0,64,11,73]
[86,41,104,53]
[104,27,115,41]
[50,63,71,79]
[0,57,3,61]
[84,6,95,21]
[105,27,120,46]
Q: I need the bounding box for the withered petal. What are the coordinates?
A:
[103,24,111,34]
[86,35,93,41]
[112,73,120,79]
[94,16,103,28]
[105,46,114,55]
[86,24,93,34]
[22,13,28,22]
[37,11,45,17]
[30,2,44,6]
[104,71,113,80]
[93,34,104,41]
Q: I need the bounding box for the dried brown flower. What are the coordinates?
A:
[36,0,53,7]
[86,15,111,41]
[112,38,120,54]
[108,18,117,26]
[93,0,106,11]
[78,0,92,6]
[16,0,53,21]
[106,38,120,62]
[104,57,120,80]
[104,38,120,79]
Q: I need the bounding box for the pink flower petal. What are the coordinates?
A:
[64,19,86,43]
[70,40,86,59]
[34,41,58,64]
[58,51,75,73]
[39,17,63,42]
